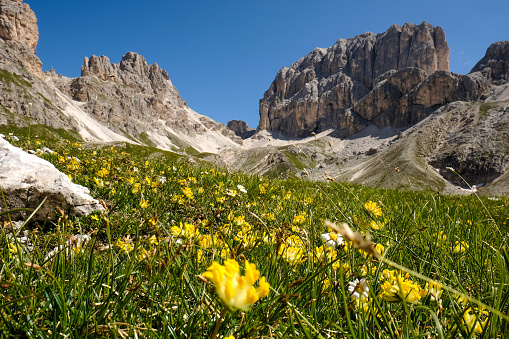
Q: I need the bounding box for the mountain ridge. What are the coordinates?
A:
[1,0,509,196]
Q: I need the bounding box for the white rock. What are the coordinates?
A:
[0,138,104,221]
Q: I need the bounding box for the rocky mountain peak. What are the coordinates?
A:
[81,52,172,94]
[258,22,458,138]
[471,41,509,85]
[48,51,241,152]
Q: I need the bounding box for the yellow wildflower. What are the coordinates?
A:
[171,222,200,239]
[278,243,306,266]
[359,243,385,258]
[364,201,382,216]
[93,177,105,189]
[233,215,246,227]
[140,199,150,209]
[96,168,109,177]
[457,307,489,336]
[202,259,270,311]
[132,182,141,193]
[147,235,158,245]
[265,213,275,221]
[8,242,22,259]
[292,212,307,225]
[380,275,426,303]
[198,234,214,248]
[285,235,305,249]
[312,245,337,263]
[425,280,443,301]
[115,237,134,254]
[453,241,469,253]
[197,249,203,263]
[182,187,194,199]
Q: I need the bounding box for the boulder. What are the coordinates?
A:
[0,137,104,221]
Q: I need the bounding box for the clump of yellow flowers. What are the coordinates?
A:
[380,270,427,303]
[202,258,270,311]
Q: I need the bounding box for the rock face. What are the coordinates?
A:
[0,0,42,77]
[0,137,104,221]
[425,42,509,188]
[258,22,466,138]
[471,41,509,85]
[227,119,255,139]
[0,0,38,50]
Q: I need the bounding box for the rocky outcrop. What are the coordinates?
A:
[0,137,104,221]
[259,22,456,137]
[471,41,509,85]
[0,0,38,50]
[227,120,255,139]
[0,0,42,77]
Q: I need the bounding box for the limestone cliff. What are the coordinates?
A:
[0,0,42,77]
[259,22,457,137]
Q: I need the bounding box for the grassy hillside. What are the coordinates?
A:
[2,135,509,338]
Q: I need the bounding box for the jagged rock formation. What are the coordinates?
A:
[258,22,484,138]
[471,41,509,85]
[49,52,241,152]
[227,119,255,139]
[0,0,42,77]
[0,137,104,221]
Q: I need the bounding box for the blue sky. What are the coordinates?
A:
[26,0,509,129]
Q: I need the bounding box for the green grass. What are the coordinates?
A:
[1,136,509,338]
[479,103,498,118]
[0,69,32,88]
[138,132,157,148]
[283,150,312,170]
[0,123,82,144]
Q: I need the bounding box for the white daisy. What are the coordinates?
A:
[348,278,369,300]
[320,232,344,249]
